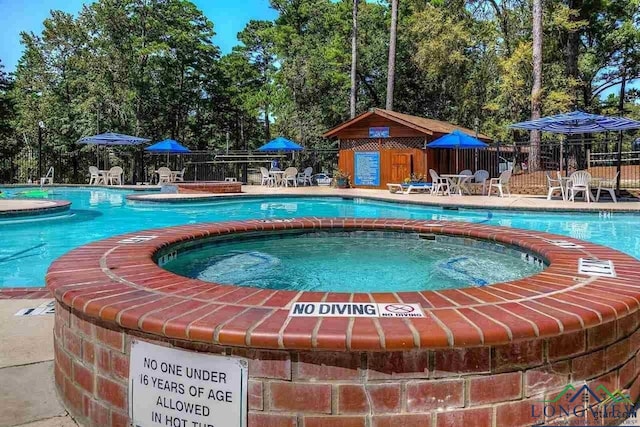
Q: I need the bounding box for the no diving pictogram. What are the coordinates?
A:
[384,304,415,314]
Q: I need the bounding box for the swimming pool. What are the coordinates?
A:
[1,187,639,287]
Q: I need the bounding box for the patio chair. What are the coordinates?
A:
[297,167,313,186]
[595,172,619,203]
[429,169,450,196]
[88,166,103,185]
[40,167,54,185]
[546,172,565,201]
[283,167,298,187]
[157,167,172,184]
[173,168,185,182]
[260,167,275,186]
[487,169,512,197]
[107,166,124,186]
[472,170,489,195]
[458,170,473,194]
[568,170,592,203]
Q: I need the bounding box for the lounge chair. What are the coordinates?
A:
[282,167,298,187]
[157,167,172,184]
[297,167,313,186]
[107,166,124,185]
[429,169,450,196]
[40,167,54,185]
[472,170,489,195]
[568,170,592,202]
[487,169,512,197]
[88,166,103,185]
[546,171,565,200]
[595,172,619,203]
[260,167,275,186]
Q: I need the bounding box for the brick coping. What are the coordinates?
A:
[0,199,71,217]
[46,218,640,351]
[126,190,640,213]
[0,287,51,299]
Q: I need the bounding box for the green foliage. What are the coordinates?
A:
[2,0,639,165]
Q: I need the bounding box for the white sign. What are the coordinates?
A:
[129,340,248,427]
[288,302,425,318]
[14,300,55,316]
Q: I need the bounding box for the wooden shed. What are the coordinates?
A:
[323,108,492,188]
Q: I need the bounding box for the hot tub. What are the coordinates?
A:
[46,218,640,427]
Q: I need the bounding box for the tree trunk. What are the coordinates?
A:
[530,0,543,172]
[385,0,398,111]
[566,0,582,106]
[350,0,359,118]
[264,101,271,141]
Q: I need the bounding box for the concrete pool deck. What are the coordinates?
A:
[0,298,78,426]
[127,184,640,212]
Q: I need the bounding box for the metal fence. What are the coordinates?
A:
[463,139,640,191]
[0,147,339,185]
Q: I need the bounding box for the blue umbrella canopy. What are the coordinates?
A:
[77,132,150,146]
[509,111,640,134]
[145,139,191,153]
[427,130,488,149]
[257,137,304,152]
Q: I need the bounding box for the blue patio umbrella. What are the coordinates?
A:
[77,132,151,169]
[509,110,640,134]
[257,137,304,152]
[427,130,488,170]
[145,139,191,165]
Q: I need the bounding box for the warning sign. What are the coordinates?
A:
[288,302,425,318]
[128,340,248,427]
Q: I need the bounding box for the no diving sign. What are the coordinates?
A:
[288,302,425,318]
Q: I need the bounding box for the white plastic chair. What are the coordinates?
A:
[297,167,313,186]
[40,167,54,185]
[107,166,123,185]
[569,170,592,203]
[429,169,450,196]
[260,167,275,186]
[88,166,102,185]
[173,168,185,182]
[473,170,489,195]
[595,172,619,203]
[487,169,512,197]
[459,169,473,176]
[283,167,298,187]
[156,167,172,184]
[546,172,565,201]
[458,170,473,194]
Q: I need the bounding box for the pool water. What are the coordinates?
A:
[162,232,544,292]
[1,187,639,287]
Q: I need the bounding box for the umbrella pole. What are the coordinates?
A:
[456,149,459,172]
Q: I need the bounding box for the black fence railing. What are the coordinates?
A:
[0,147,339,185]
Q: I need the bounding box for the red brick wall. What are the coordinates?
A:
[54,301,640,427]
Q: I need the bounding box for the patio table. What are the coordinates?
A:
[441,174,473,195]
[269,170,286,187]
[98,170,109,185]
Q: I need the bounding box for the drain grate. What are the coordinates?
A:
[117,235,158,244]
[546,239,584,249]
[15,300,55,316]
[578,258,616,278]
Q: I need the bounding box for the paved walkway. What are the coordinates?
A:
[0,299,78,427]
[128,184,640,212]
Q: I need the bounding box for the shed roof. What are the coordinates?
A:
[323,108,492,141]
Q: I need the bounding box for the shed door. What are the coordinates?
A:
[390,153,412,183]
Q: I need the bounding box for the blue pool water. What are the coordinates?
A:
[1,187,639,287]
[163,232,543,292]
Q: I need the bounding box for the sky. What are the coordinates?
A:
[0,0,279,72]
